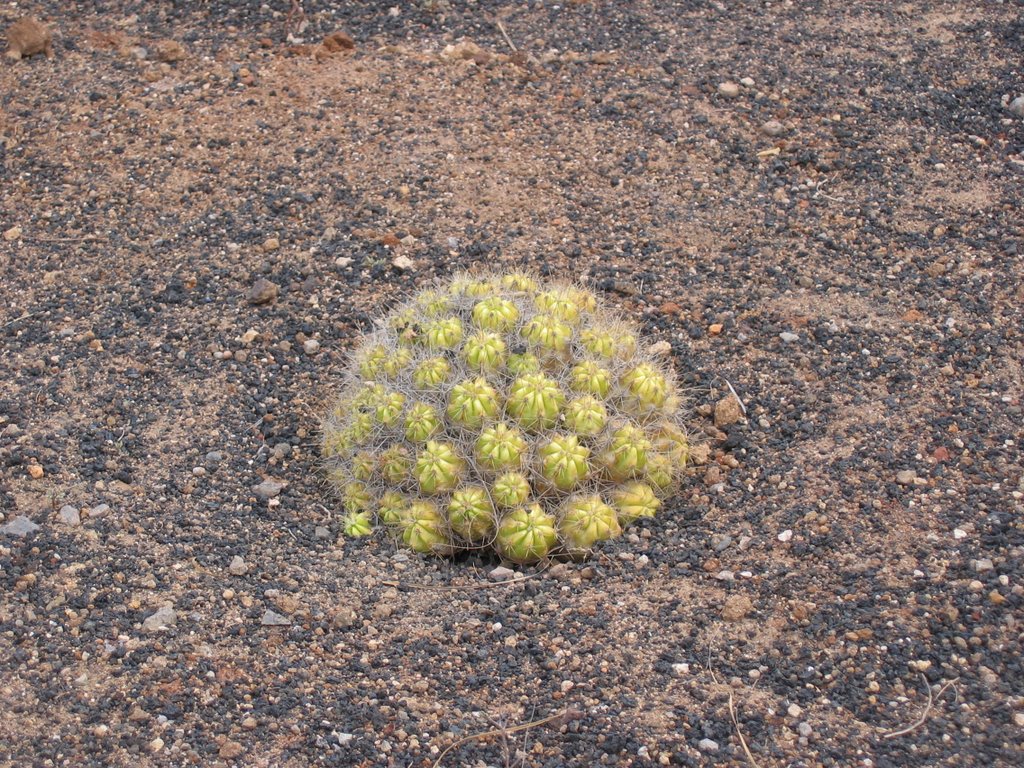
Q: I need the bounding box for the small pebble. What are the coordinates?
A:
[896,470,917,485]
[714,395,743,427]
[780,331,799,343]
[488,566,516,581]
[228,555,248,576]
[698,738,719,752]
[261,609,291,626]
[717,82,740,98]
[303,339,321,355]
[648,339,672,357]
[778,529,793,542]
[253,479,285,500]
[1,516,40,538]
[58,505,81,527]
[787,703,803,718]
[1008,96,1024,118]
[711,534,733,552]
[797,722,813,738]
[88,503,110,518]
[246,278,279,305]
[722,594,753,621]
[142,605,177,633]
[974,558,994,573]
[762,119,785,136]
[392,254,415,271]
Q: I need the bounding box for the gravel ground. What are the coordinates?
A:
[2,1,1023,766]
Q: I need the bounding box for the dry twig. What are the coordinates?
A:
[1,310,43,330]
[382,565,548,592]
[495,20,518,52]
[722,378,747,416]
[881,675,959,740]
[728,692,761,767]
[431,709,571,768]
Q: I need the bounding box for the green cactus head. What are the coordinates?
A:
[447,377,500,429]
[610,482,662,525]
[558,495,621,553]
[491,471,532,509]
[413,356,452,389]
[423,316,463,350]
[402,500,454,555]
[496,503,557,564]
[600,422,652,481]
[564,395,608,437]
[322,271,692,565]
[475,422,528,471]
[506,372,566,432]
[343,511,374,537]
[472,296,520,332]
[380,445,412,485]
[404,402,442,443]
[621,362,670,411]
[569,360,612,398]
[538,433,591,492]
[378,491,408,529]
[415,440,464,495]
[521,313,572,357]
[448,486,496,543]
[462,330,507,373]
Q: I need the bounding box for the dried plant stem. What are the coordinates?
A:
[722,378,747,415]
[1,310,43,330]
[496,20,518,52]
[728,692,760,767]
[881,675,959,740]
[432,709,568,768]
[382,566,547,591]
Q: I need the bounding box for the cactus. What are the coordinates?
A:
[558,495,621,553]
[496,503,558,564]
[321,272,691,564]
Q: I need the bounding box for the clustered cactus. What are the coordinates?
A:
[322,273,690,564]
